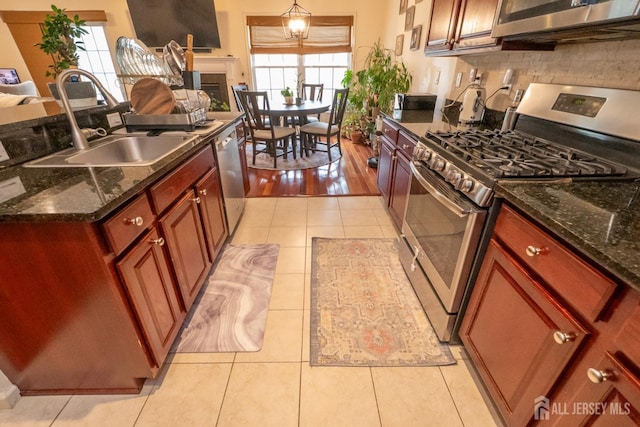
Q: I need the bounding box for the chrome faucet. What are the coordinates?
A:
[56,69,120,150]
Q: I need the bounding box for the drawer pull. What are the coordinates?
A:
[191,196,201,204]
[125,216,144,227]
[587,368,613,384]
[526,245,547,257]
[553,331,576,344]
[199,189,208,196]
[149,237,165,246]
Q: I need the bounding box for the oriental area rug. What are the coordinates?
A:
[173,243,279,353]
[310,238,456,367]
[246,142,341,170]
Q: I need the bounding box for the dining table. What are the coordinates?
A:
[267,99,332,157]
[268,99,331,125]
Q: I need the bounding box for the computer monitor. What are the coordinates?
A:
[0,69,20,84]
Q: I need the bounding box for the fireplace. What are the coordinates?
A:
[200,74,230,111]
[193,56,241,112]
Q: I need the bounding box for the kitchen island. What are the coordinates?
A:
[0,108,244,395]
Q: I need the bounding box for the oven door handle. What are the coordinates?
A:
[411,163,470,218]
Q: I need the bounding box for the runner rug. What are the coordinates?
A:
[174,243,279,353]
[310,238,456,367]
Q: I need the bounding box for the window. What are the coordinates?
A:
[248,15,352,99]
[76,25,125,102]
[252,53,349,101]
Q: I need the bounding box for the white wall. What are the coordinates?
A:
[0,0,390,89]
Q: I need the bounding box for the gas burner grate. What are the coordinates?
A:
[426,130,627,178]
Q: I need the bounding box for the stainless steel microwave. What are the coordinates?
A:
[492,0,640,42]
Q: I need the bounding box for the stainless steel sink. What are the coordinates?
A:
[24,134,198,168]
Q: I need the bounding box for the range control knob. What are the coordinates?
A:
[446,170,462,184]
[434,158,446,171]
[421,148,432,161]
[458,179,474,192]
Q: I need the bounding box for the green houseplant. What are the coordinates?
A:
[36,4,88,79]
[35,4,97,107]
[341,40,412,143]
[281,86,294,104]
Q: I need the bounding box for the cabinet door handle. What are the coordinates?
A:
[587,368,613,383]
[191,196,201,204]
[149,237,165,246]
[199,189,208,196]
[526,245,547,257]
[125,216,143,226]
[553,331,576,344]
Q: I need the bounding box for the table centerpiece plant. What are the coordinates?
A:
[281,86,294,105]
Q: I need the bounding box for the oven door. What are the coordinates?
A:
[402,162,486,312]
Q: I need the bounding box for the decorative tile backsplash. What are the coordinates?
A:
[454,38,640,112]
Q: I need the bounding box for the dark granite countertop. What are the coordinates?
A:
[497,180,640,292]
[0,112,243,223]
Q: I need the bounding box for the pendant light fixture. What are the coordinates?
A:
[281,0,311,39]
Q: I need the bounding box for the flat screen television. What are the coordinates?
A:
[126,0,221,49]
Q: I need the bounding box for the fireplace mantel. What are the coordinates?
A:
[193,56,241,111]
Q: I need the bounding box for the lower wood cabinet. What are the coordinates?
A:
[196,168,227,262]
[159,189,212,310]
[377,119,415,230]
[547,349,640,426]
[461,239,589,426]
[461,203,640,426]
[116,227,184,367]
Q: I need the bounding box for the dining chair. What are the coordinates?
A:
[237,90,297,168]
[299,88,349,161]
[302,83,323,102]
[231,84,249,112]
[301,83,324,123]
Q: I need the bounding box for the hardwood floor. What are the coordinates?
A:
[245,137,380,197]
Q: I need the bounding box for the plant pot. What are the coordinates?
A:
[350,130,364,144]
[284,96,294,105]
[48,81,97,109]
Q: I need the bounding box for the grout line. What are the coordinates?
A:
[213,359,236,427]
[369,367,384,427]
[437,366,466,427]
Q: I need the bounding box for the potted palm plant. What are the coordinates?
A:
[35,4,97,107]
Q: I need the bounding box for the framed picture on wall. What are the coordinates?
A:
[399,0,408,14]
[405,6,415,31]
[410,25,422,50]
[395,34,404,56]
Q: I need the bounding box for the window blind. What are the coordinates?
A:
[247,16,353,54]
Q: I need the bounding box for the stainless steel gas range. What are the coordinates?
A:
[399,83,640,343]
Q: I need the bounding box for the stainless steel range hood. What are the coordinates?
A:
[492,0,640,43]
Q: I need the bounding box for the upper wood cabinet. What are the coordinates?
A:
[424,0,553,56]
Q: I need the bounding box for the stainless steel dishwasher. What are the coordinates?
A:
[214,124,245,234]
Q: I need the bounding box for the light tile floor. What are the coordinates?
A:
[0,196,499,427]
